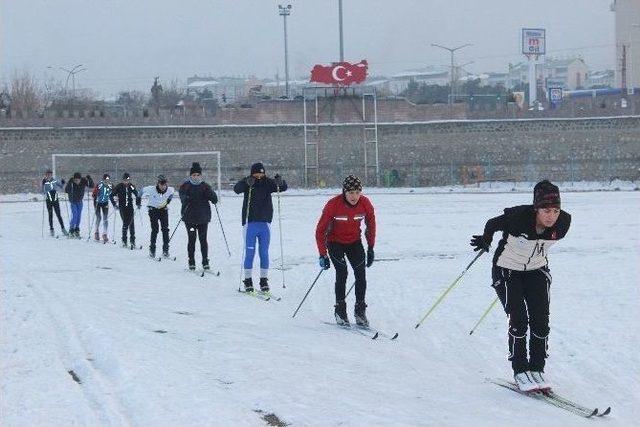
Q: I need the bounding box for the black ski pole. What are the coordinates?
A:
[214,203,231,257]
[292,269,325,318]
[41,198,45,238]
[168,217,183,244]
[276,184,286,288]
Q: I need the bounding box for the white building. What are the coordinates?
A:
[508,58,589,90]
[612,0,640,89]
[390,68,449,94]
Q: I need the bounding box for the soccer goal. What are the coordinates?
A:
[52,151,222,192]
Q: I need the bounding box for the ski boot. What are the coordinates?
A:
[334,301,350,326]
[122,241,128,248]
[202,259,210,270]
[259,277,269,293]
[102,233,108,243]
[61,227,68,236]
[188,258,196,271]
[50,229,55,237]
[130,242,136,250]
[354,301,369,327]
[243,278,254,293]
[162,250,170,258]
[529,371,551,392]
[149,247,156,258]
[94,231,100,241]
[514,371,538,392]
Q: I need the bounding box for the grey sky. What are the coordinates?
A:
[2,0,614,97]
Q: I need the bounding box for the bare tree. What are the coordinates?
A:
[9,71,42,117]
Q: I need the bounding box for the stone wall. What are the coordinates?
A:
[1,116,639,194]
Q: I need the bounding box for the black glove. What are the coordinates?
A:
[319,255,330,270]
[470,235,491,252]
[246,176,256,187]
[274,174,283,187]
[366,246,375,267]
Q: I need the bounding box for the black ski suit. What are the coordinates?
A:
[480,205,571,374]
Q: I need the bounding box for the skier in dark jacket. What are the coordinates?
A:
[64,172,94,238]
[42,169,67,236]
[233,162,287,293]
[470,180,571,392]
[178,162,218,270]
[110,172,141,249]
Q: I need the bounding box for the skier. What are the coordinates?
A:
[92,173,114,243]
[315,175,376,326]
[64,172,94,239]
[233,162,287,293]
[110,172,141,249]
[470,180,571,392]
[140,174,175,258]
[178,162,218,270]
[41,169,67,236]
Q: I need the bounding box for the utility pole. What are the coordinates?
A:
[431,43,472,104]
[278,4,292,99]
[58,64,86,98]
[338,0,344,61]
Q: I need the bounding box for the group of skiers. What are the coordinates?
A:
[42,163,570,392]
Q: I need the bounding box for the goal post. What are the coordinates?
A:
[52,151,222,193]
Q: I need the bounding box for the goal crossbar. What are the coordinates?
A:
[52,151,222,192]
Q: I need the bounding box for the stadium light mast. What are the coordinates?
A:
[278,4,292,99]
[431,43,472,105]
[338,0,344,61]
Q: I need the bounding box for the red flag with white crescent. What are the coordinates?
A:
[310,60,368,86]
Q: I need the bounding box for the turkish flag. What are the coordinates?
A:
[310,60,368,86]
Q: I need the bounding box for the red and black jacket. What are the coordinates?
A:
[315,194,376,256]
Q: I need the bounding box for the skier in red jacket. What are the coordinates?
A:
[315,175,376,326]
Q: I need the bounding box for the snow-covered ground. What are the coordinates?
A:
[1,186,638,426]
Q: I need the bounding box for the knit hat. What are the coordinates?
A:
[250,162,265,175]
[45,168,53,174]
[157,174,167,183]
[533,180,561,209]
[122,172,130,180]
[190,162,202,175]
[73,172,81,179]
[342,175,363,192]
[103,173,110,180]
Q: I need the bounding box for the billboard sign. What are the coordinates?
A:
[522,28,546,56]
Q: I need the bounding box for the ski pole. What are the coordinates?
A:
[292,269,325,318]
[41,198,45,238]
[112,207,118,244]
[239,185,253,291]
[168,217,183,244]
[346,281,355,298]
[214,203,231,257]
[469,296,500,335]
[414,250,486,329]
[276,184,286,288]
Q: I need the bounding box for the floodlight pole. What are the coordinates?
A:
[431,43,472,105]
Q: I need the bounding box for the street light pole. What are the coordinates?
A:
[59,64,86,98]
[431,43,472,104]
[278,5,292,99]
[338,0,344,61]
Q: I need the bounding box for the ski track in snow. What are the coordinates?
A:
[1,189,639,426]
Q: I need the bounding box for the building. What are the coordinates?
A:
[588,70,616,88]
[611,0,640,89]
[507,57,589,90]
[390,68,450,94]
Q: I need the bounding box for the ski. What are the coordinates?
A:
[322,321,379,339]
[355,324,399,340]
[238,289,271,301]
[156,256,177,262]
[202,269,221,277]
[258,291,281,301]
[487,378,601,418]
[542,389,611,417]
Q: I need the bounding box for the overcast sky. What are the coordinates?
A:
[1,0,615,97]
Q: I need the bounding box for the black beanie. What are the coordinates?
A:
[190,162,202,175]
[250,162,265,175]
[103,173,110,180]
[122,172,130,180]
[73,172,82,180]
[533,180,561,209]
[343,175,363,192]
[157,174,167,183]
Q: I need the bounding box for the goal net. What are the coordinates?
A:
[52,151,222,193]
